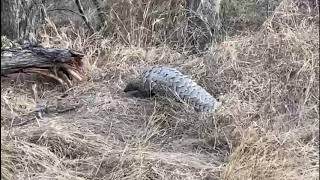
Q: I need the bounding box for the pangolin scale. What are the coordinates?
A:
[124,66,221,112]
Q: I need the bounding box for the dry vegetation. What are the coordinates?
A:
[1,0,319,179]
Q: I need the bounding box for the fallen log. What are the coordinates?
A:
[1,46,86,87]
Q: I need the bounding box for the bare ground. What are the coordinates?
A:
[1,0,319,180]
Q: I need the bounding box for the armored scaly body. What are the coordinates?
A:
[124,66,221,112]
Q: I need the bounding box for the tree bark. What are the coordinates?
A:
[1,0,45,41]
[1,46,85,87]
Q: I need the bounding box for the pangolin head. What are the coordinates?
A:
[124,78,143,92]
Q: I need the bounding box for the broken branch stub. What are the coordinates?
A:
[1,46,86,88]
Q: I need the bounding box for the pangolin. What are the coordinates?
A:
[124,66,221,112]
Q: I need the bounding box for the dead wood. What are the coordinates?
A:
[1,46,86,88]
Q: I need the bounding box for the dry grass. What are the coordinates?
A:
[1,0,319,179]
[101,0,187,47]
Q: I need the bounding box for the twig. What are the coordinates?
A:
[74,0,95,33]
[32,83,46,119]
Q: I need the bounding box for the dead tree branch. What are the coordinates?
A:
[1,46,86,88]
[74,0,95,33]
